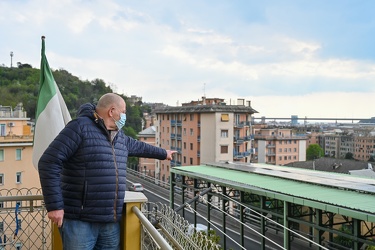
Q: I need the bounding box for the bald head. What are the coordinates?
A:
[95,93,126,130]
[97,93,124,110]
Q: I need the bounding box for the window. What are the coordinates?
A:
[190,128,193,136]
[184,142,186,149]
[0,221,3,232]
[16,172,22,184]
[183,128,186,135]
[221,130,228,138]
[0,174,3,185]
[16,149,22,160]
[190,114,194,121]
[221,145,228,154]
[221,114,229,122]
[0,149,3,161]
[0,124,5,136]
[190,143,193,150]
[183,156,186,163]
[190,158,193,165]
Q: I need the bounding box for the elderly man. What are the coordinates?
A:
[39,93,175,249]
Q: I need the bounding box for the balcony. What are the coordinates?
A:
[234,122,244,128]
[0,188,220,250]
[233,136,244,144]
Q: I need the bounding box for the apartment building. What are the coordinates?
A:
[138,126,159,178]
[0,104,38,189]
[0,103,40,249]
[354,134,375,161]
[154,97,257,183]
[253,126,307,165]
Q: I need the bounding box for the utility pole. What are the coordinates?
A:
[10,51,13,68]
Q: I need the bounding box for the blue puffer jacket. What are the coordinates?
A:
[38,103,167,223]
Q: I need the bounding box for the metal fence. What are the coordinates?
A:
[0,188,51,250]
[142,202,221,250]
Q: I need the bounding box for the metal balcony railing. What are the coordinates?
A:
[142,202,221,250]
[0,188,219,250]
[0,188,50,250]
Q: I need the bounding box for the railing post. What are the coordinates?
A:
[52,223,63,250]
[122,192,148,250]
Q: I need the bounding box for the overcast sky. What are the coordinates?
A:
[1,0,375,119]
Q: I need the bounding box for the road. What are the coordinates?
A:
[127,174,317,250]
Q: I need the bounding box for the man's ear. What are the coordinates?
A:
[108,107,114,118]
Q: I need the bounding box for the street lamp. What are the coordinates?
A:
[10,51,13,68]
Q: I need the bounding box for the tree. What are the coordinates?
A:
[345,152,354,159]
[333,225,352,248]
[306,144,324,161]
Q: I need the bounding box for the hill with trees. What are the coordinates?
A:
[0,64,147,138]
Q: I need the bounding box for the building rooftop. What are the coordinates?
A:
[138,126,156,136]
[155,104,258,114]
[285,157,373,174]
[172,162,375,221]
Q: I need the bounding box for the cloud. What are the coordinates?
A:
[1,0,375,119]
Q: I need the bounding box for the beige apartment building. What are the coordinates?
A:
[154,97,257,183]
[253,126,307,165]
[0,103,41,249]
[0,104,38,189]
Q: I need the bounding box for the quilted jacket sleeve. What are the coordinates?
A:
[38,120,82,212]
[126,136,167,160]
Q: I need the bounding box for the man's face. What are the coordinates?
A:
[109,102,126,130]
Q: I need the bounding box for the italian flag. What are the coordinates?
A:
[32,37,71,169]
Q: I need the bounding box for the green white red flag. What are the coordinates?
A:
[32,36,71,169]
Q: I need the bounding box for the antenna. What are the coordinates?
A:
[10,51,13,68]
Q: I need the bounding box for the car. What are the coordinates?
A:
[187,223,208,236]
[128,183,144,192]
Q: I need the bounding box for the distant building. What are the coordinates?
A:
[0,103,39,189]
[291,115,298,126]
[252,126,307,165]
[127,95,142,106]
[354,133,375,161]
[138,126,158,179]
[154,97,257,184]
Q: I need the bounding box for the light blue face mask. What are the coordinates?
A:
[114,113,126,130]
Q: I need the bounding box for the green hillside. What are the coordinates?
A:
[0,65,146,137]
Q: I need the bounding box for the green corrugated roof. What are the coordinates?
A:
[172,163,375,222]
